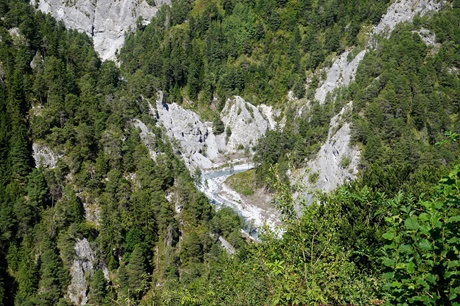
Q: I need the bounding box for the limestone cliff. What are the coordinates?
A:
[302,0,445,198]
[32,142,62,168]
[152,92,275,172]
[67,238,108,305]
[31,0,170,61]
[297,102,360,197]
[314,0,445,105]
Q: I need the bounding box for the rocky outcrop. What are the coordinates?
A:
[220,96,273,151]
[67,238,99,305]
[413,28,441,54]
[31,0,170,61]
[153,92,274,171]
[79,195,101,226]
[372,0,444,38]
[314,0,445,104]
[314,50,366,104]
[153,92,212,169]
[133,119,158,160]
[32,143,62,168]
[304,0,445,200]
[218,236,236,255]
[300,102,360,195]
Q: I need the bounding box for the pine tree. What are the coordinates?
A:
[126,245,147,300]
[36,239,69,305]
[14,240,39,305]
[88,270,107,305]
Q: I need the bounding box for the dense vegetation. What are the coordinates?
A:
[0,1,241,305]
[0,0,460,305]
[120,0,389,110]
[255,3,460,195]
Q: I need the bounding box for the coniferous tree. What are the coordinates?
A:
[88,270,107,305]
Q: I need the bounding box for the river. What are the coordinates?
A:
[197,163,280,238]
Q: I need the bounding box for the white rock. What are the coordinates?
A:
[314,49,366,104]
[218,236,236,255]
[298,102,360,196]
[133,119,158,160]
[314,0,445,104]
[67,238,95,306]
[32,143,61,168]
[220,96,270,152]
[153,92,273,171]
[153,92,212,170]
[372,0,444,38]
[413,28,441,54]
[31,0,169,61]
[258,104,277,130]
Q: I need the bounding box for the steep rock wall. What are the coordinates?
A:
[152,92,274,171]
[31,0,170,61]
[299,102,360,195]
[67,238,108,305]
[32,143,62,168]
[303,0,445,198]
[314,0,445,104]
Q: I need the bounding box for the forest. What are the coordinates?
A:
[0,0,460,305]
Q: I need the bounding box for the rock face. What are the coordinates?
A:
[304,0,445,200]
[153,92,212,169]
[133,119,158,160]
[32,143,61,168]
[372,0,444,38]
[314,0,445,104]
[300,102,360,195]
[218,236,236,255]
[220,96,273,151]
[67,239,97,305]
[413,28,441,54]
[153,92,274,171]
[314,50,366,104]
[31,0,169,61]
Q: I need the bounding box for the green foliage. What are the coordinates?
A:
[213,116,225,134]
[340,155,352,168]
[36,239,70,305]
[344,8,460,196]
[308,171,319,184]
[14,239,39,305]
[126,245,148,299]
[254,102,334,185]
[1,0,460,305]
[210,207,243,237]
[88,270,107,305]
[120,0,390,106]
[381,166,460,305]
[225,169,256,196]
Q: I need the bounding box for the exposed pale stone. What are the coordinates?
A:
[31,0,169,61]
[220,96,271,152]
[314,50,366,104]
[296,102,360,199]
[413,28,441,54]
[133,119,158,160]
[314,0,445,104]
[372,0,444,38]
[67,239,95,305]
[153,92,273,171]
[218,236,235,255]
[32,143,61,168]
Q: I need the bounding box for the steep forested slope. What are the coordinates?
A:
[1,0,460,305]
[255,2,460,196]
[120,0,390,107]
[0,1,238,305]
